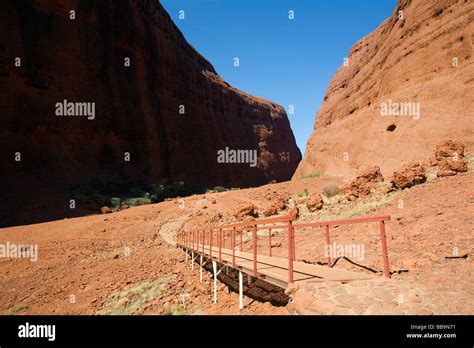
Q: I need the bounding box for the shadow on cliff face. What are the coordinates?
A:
[0,0,301,227]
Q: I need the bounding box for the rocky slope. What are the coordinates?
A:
[0,0,300,226]
[295,0,474,179]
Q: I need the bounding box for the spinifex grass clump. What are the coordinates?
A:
[323,184,340,198]
[299,172,321,179]
[97,275,175,315]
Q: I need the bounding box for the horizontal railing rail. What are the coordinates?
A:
[176,214,391,284]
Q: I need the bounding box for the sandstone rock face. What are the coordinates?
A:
[294,0,474,180]
[0,0,300,226]
[391,162,426,189]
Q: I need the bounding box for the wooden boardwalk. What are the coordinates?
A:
[189,243,374,289]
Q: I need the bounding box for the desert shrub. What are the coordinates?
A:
[170,304,186,315]
[13,305,29,312]
[127,197,152,207]
[111,197,121,209]
[323,184,340,197]
[213,186,227,192]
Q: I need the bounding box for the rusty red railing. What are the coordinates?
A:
[176,214,391,283]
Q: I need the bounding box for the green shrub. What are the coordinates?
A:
[323,184,339,197]
[213,186,227,192]
[111,197,121,209]
[127,197,152,207]
[170,304,186,315]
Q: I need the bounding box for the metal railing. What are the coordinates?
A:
[176,214,391,284]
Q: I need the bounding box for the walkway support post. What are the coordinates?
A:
[232,227,236,267]
[191,250,194,270]
[288,220,294,283]
[379,221,390,277]
[212,260,217,304]
[239,270,244,309]
[324,224,332,267]
[200,255,203,283]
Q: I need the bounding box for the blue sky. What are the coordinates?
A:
[161,0,397,153]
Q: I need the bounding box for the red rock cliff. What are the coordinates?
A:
[295,0,473,179]
[0,0,301,226]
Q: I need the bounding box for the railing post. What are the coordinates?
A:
[232,227,236,267]
[269,228,272,257]
[240,229,243,251]
[325,225,332,267]
[209,228,213,258]
[293,226,296,260]
[198,230,201,253]
[253,224,257,277]
[219,228,222,262]
[202,230,205,254]
[379,220,390,277]
[288,220,294,283]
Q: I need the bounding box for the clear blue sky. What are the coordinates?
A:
[161,0,397,153]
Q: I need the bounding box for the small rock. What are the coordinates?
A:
[285,283,299,296]
[100,206,112,214]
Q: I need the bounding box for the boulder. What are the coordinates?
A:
[435,140,465,160]
[306,193,324,212]
[437,158,467,177]
[262,195,287,217]
[288,206,300,219]
[434,140,468,177]
[391,162,426,189]
[233,203,257,219]
[341,166,384,200]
